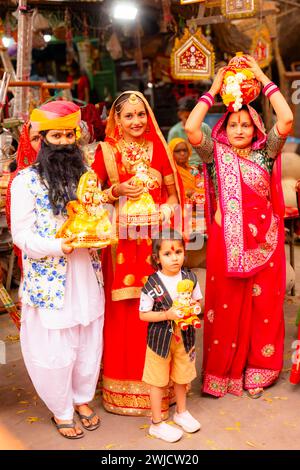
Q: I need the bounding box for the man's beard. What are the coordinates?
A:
[35,140,86,215]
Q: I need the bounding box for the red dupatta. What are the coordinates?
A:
[6,122,38,231]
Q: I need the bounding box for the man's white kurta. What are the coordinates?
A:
[11,174,104,419]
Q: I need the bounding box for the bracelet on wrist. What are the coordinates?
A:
[198,92,214,109]
[262,81,280,98]
[107,184,119,202]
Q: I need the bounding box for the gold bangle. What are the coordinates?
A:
[107,184,119,202]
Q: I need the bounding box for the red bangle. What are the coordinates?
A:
[263,82,279,97]
[262,82,275,94]
[267,87,280,98]
[198,92,214,108]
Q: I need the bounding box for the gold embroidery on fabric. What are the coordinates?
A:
[117,253,125,264]
[146,255,152,265]
[112,286,141,301]
[100,142,120,186]
[123,274,135,286]
[102,376,170,418]
[252,284,262,296]
[261,344,275,357]
[164,174,175,186]
[141,276,149,285]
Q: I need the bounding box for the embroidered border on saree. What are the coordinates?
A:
[216,144,279,275]
[102,376,169,417]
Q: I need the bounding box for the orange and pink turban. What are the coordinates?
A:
[30,100,81,132]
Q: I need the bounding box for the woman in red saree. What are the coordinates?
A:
[92,91,183,416]
[185,57,293,398]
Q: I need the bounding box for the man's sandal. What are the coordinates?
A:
[75,409,101,431]
[51,417,84,439]
[246,387,264,399]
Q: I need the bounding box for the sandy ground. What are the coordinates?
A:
[0,246,300,451]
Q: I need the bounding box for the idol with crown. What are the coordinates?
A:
[118,129,160,226]
[173,279,201,331]
[56,170,114,248]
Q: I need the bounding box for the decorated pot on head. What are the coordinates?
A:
[220,52,261,112]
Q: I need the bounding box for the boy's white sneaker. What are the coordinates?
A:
[149,422,183,443]
[173,410,201,433]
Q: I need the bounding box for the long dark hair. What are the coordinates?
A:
[151,229,185,270]
[34,136,86,215]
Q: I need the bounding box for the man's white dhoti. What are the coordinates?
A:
[21,311,104,420]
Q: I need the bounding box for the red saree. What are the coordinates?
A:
[202,106,286,397]
[92,91,183,416]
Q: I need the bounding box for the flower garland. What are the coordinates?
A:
[222,68,255,112]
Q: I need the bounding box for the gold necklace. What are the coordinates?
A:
[119,139,149,165]
[232,146,251,158]
[121,138,147,148]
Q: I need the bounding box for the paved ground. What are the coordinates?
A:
[0,246,300,451]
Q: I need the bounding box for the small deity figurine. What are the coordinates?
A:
[119,142,160,226]
[56,170,114,248]
[172,279,201,331]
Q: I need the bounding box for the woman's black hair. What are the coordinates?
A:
[151,228,185,270]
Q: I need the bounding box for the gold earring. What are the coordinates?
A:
[117,123,123,137]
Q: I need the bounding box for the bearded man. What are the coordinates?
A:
[10,101,104,439]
